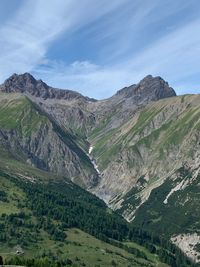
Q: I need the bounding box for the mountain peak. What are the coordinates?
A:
[6,72,39,85]
[0,72,47,93]
[136,74,176,99]
[0,73,95,101]
[115,75,176,101]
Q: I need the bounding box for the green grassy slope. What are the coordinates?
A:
[0,93,48,134]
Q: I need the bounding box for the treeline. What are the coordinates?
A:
[0,170,196,267]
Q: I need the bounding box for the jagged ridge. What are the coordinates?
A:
[0,73,96,101]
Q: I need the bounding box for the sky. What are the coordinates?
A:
[0,0,200,99]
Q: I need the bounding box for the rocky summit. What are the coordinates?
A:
[0,72,95,101]
[115,74,176,100]
[0,73,200,263]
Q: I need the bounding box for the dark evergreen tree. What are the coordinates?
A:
[0,255,3,265]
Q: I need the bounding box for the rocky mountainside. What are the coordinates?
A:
[1,73,200,262]
[0,93,98,188]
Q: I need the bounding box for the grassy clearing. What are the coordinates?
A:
[2,228,166,267]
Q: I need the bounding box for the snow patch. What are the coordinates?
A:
[88,145,101,175]
[89,145,93,154]
[163,179,189,204]
[91,159,101,174]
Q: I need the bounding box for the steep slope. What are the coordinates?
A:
[90,94,199,202]
[132,166,200,262]
[0,93,98,187]
[90,94,200,206]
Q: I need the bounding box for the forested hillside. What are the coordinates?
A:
[0,170,194,267]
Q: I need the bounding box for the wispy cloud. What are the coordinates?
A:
[0,0,124,81]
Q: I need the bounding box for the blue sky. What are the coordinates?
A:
[0,0,200,99]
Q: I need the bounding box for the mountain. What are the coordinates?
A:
[0,72,199,264]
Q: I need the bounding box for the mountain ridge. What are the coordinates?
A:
[0,72,176,101]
